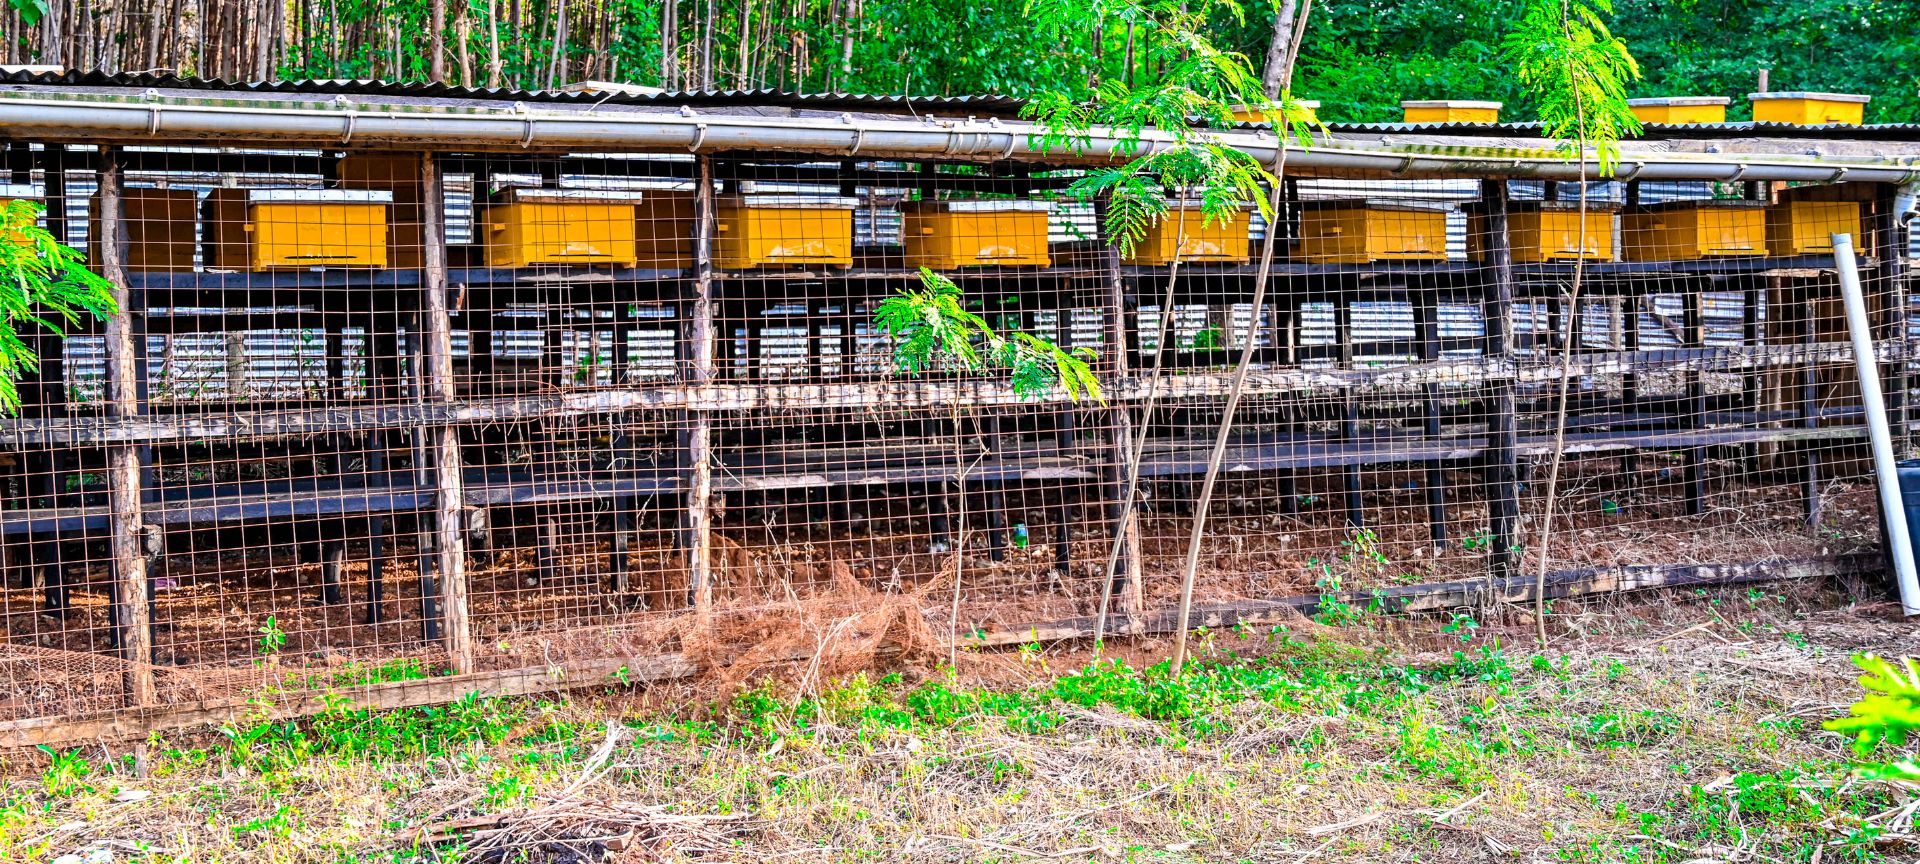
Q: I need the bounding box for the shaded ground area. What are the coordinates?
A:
[0,575,1915,863]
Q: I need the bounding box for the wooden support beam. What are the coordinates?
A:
[1481,180,1520,580]
[684,155,717,613]
[0,553,1870,751]
[1800,280,1823,528]
[1416,287,1448,546]
[1098,199,1144,619]
[1684,287,1707,516]
[1874,185,1908,448]
[96,148,156,707]
[5,342,1913,449]
[420,152,474,671]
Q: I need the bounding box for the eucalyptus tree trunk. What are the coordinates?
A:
[486,0,502,86]
[1261,0,1300,98]
[735,0,753,87]
[547,0,570,88]
[43,0,64,67]
[662,0,679,86]
[431,0,447,81]
[701,0,716,88]
[839,0,858,84]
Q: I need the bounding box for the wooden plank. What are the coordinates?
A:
[420,152,474,672]
[0,553,1869,750]
[3,342,1912,448]
[95,148,156,707]
[1481,180,1520,580]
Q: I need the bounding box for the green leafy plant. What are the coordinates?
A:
[1503,0,1640,643]
[875,267,1105,664]
[1824,654,1920,781]
[35,745,92,798]
[1022,0,1320,255]
[874,267,1103,404]
[258,615,288,655]
[1501,0,1642,173]
[0,199,118,414]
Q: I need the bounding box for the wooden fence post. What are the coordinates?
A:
[419,152,473,671]
[1480,179,1520,581]
[684,155,717,613]
[97,148,156,705]
[1098,202,1145,619]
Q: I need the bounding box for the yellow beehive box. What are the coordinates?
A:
[1626,96,1730,125]
[1297,201,1450,264]
[1749,91,1869,126]
[482,188,640,268]
[1467,201,1617,263]
[715,195,856,269]
[1401,100,1501,124]
[89,187,199,271]
[1229,99,1319,125]
[1766,197,1863,256]
[1124,203,1250,266]
[904,199,1052,268]
[635,190,697,268]
[204,189,391,271]
[1621,200,1767,261]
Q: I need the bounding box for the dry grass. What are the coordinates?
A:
[0,579,1914,864]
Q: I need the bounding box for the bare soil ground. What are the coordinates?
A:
[0,575,1915,863]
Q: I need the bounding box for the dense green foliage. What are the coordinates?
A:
[874,267,1103,402]
[1826,654,1920,781]
[0,200,116,414]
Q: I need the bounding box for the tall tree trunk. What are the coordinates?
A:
[43,0,64,66]
[700,0,715,89]
[662,0,678,87]
[430,0,447,81]
[456,10,473,86]
[1260,0,1300,98]
[735,0,752,88]
[486,0,502,86]
[838,0,856,86]
[546,0,569,88]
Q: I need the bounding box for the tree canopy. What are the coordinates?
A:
[2,0,1916,122]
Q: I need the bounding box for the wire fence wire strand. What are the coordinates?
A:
[0,140,1906,732]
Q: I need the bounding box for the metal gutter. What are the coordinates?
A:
[0,96,1917,183]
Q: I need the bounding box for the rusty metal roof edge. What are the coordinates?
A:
[0,69,1030,114]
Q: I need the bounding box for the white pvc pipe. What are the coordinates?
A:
[0,96,1915,183]
[1833,232,1920,615]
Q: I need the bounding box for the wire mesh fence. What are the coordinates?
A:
[0,141,1905,729]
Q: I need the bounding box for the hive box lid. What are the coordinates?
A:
[495,187,648,204]
[721,195,860,210]
[1748,91,1871,103]
[245,189,393,204]
[1300,198,1452,214]
[909,199,1053,214]
[1627,199,1767,212]
[1400,100,1502,109]
[1626,96,1730,107]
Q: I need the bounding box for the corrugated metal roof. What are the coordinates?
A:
[0,70,1031,116]
[5,71,1919,138]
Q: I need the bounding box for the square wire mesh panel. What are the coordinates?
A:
[0,146,1905,725]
